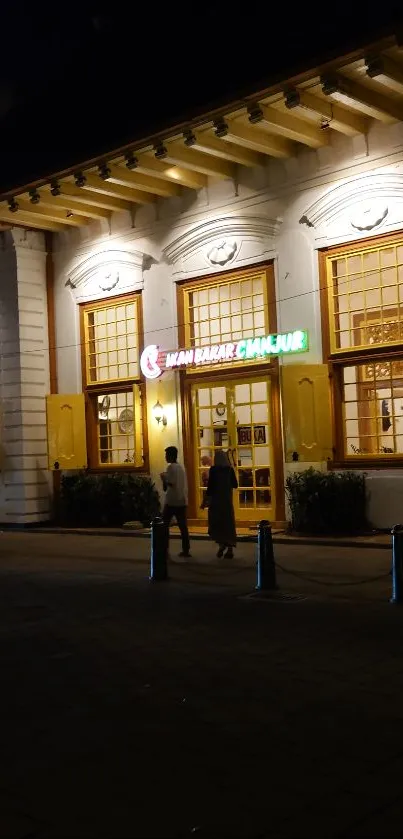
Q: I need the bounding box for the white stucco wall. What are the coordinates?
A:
[49,117,403,526]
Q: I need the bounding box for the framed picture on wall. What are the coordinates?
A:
[214,426,228,446]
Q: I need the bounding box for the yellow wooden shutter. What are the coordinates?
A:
[133,385,142,467]
[281,364,332,462]
[46,394,87,470]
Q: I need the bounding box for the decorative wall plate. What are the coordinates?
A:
[118,408,134,434]
[216,402,226,417]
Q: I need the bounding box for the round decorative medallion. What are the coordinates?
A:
[350,204,388,232]
[207,240,237,266]
[99,271,120,292]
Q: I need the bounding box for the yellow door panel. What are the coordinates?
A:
[133,385,142,467]
[282,364,332,462]
[46,394,87,470]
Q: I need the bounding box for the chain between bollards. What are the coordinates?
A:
[390,524,403,604]
[150,516,168,582]
[256,519,278,591]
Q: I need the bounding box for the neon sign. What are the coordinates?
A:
[140,329,309,380]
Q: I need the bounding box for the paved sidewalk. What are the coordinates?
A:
[0,537,402,837]
[6,522,393,549]
[0,530,394,602]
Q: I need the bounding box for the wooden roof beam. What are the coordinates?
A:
[38,190,111,220]
[127,154,207,189]
[14,199,88,227]
[213,120,294,158]
[284,89,368,136]
[183,130,266,167]
[366,55,403,95]
[103,164,181,197]
[48,181,131,212]
[76,173,156,205]
[0,207,65,231]
[247,102,328,148]
[321,74,403,122]
[158,142,235,179]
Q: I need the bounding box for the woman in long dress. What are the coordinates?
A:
[202,450,238,558]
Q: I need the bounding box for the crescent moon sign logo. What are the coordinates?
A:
[140,344,162,379]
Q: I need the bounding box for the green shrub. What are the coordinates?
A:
[59,471,161,528]
[285,468,369,535]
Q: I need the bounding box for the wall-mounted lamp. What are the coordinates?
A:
[153,400,167,427]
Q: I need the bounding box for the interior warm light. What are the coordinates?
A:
[166,168,181,180]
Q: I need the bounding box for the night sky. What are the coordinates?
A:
[1,2,402,193]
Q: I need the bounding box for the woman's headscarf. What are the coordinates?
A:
[214,450,230,467]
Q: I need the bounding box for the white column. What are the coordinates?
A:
[0,229,51,524]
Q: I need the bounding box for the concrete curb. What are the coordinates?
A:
[0,526,392,550]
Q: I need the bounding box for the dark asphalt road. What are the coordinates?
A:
[0,533,402,838]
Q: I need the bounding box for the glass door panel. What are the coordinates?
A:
[233,379,272,520]
[191,376,275,522]
[192,383,232,518]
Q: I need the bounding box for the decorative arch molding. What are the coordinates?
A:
[65,248,155,303]
[299,172,403,232]
[163,214,282,275]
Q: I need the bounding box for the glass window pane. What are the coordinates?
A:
[342,356,403,457]
[187,275,267,350]
[85,298,139,384]
[329,243,403,351]
[97,389,141,466]
[235,383,250,403]
[252,381,267,401]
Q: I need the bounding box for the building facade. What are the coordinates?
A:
[2,39,403,527]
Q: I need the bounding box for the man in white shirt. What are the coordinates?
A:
[160,445,191,557]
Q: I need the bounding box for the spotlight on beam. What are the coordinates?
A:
[50,181,61,196]
[213,120,228,138]
[99,163,111,180]
[184,129,196,147]
[154,143,168,160]
[248,105,263,124]
[29,189,40,204]
[284,89,301,110]
[75,172,87,187]
[125,153,139,169]
[8,198,19,213]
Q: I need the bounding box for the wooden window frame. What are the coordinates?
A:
[320,230,403,468]
[176,262,277,371]
[80,291,149,472]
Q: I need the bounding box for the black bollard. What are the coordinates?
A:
[256,519,277,591]
[150,516,168,582]
[390,524,403,604]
